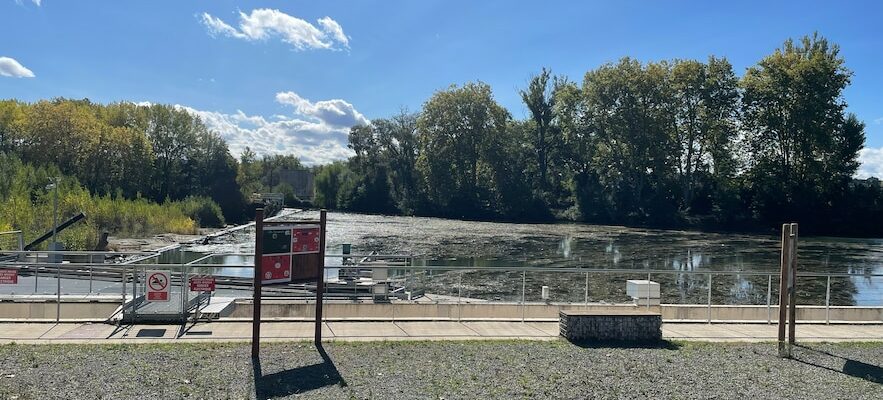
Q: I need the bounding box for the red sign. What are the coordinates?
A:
[146,270,170,302]
[189,276,216,292]
[292,226,321,254]
[261,254,292,284]
[0,269,17,284]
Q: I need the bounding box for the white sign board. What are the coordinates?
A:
[146,270,170,302]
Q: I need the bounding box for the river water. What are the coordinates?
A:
[185,211,883,306]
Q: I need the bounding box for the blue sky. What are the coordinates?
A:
[2,0,882,172]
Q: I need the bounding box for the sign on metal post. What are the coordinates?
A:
[260,224,322,284]
[146,270,170,302]
[261,226,293,284]
[189,276,216,292]
[261,254,292,284]
[0,269,17,284]
[292,225,320,254]
[252,210,327,358]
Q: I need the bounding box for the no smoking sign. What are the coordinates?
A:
[146,270,170,302]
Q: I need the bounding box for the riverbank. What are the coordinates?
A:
[0,340,880,399]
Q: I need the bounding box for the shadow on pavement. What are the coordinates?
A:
[252,344,347,399]
[794,344,882,384]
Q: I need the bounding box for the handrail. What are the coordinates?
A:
[3,250,161,256]
[2,260,882,278]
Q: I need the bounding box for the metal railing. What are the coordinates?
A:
[2,250,882,324]
[0,230,24,255]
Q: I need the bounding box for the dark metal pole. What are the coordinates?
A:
[252,208,264,359]
[53,178,60,322]
[315,210,327,345]
[777,223,789,357]
[788,223,798,346]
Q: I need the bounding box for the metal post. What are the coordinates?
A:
[315,210,327,345]
[647,272,651,310]
[521,270,526,322]
[707,273,712,324]
[34,269,38,293]
[131,265,136,321]
[180,248,186,321]
[778,223,792,358]
[251,208,264,359]
[766,274,772,324]
[788,223,798,349]
[584,271,589,306]
[121,269,126,305]
[457,272,462,322]
[53,177,60,323]
[825,276,831,325]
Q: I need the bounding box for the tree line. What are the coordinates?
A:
[1,33,879,238]
[0,99,246,223]
[315,34,881,236]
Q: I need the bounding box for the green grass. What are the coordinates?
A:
[0,154,224,250]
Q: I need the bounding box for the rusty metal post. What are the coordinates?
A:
[251,208,264,359]
[314,210,327,345]
[777,223,790,357]
[788,223,798,347]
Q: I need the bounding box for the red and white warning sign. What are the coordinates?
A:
[291,225,321,254]
[189,276,216,292]
[261,254,292,284]
[0,269,17,284]
[146,270,170,302]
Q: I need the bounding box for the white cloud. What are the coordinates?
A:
[275,91,368,127]
[13,0,41,6]
[199,9,349,51]
[858,147,883,179]
[200,13,248,39]
[0,56,35,78]
[317,17,349,48]
[173,91,365,165]
[874,117,883,125]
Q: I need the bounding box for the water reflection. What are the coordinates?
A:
[176,211,883,306]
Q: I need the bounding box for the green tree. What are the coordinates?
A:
[314,162,349,209]
[741,33,865,224]
[416,82,510,217]
[669,57,739,213]
[580,58,677,223]
[520,68,556,193]
[237,147,261,196]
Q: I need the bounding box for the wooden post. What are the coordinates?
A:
[314,210,327,345]
[251,208,264,359]
[777,223,790,357]
[788,223,798,347]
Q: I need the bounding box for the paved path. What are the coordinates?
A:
[0,321,881,344]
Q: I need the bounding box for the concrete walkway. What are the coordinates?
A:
[0,321,881,344]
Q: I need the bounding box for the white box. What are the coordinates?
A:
[626,280,660,299]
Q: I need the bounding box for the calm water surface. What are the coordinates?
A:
[183,211,883,306]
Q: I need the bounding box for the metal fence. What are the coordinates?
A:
[2,250,882,323]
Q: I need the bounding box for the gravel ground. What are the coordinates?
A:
[1,340,881,399]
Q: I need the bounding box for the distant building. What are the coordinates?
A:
[279,169,315,200]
